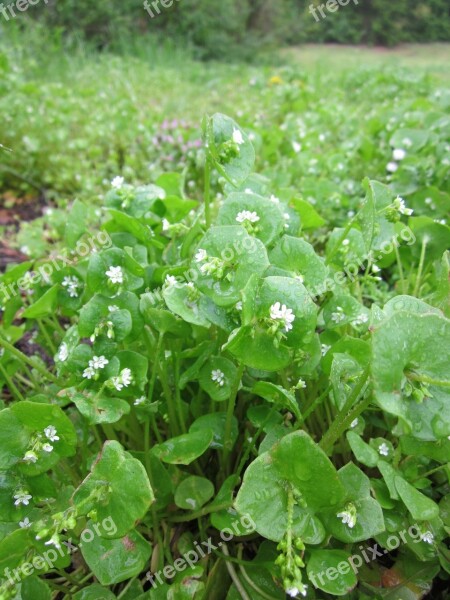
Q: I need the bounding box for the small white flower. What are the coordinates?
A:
[286,588,300,598]
[393,148,406,161]
[235,301,243,311]
[350,418,359,428]
[19,517,31,529]
[394,196,413,216]
[121,368,132,387]
[421,531,434,544]
[162,218,170,231]
[44,426,59,442]
[321,344,331,356]
[336,509,357,529]
[372,264,381,273]
[378,442,389,456]
[42,443,53,453]
[270,302,296,333]
[296,379,306,389]
[236,210,260,224]
[83,367,96,380]
[165,275,178,287]
[387,161,398,173]
[108,305,119,312]
[111,176,124,189]
[14,490,32,506]
[331,307,345,324]
[342,239,350,246]
[211,369,225,387]
[58,343,69,362]
[270,194,280,204]
[23,451,38,464]
[134,395,146,406]
[106,266,124,285]
[292,141,302,153]
[195,249,207,262]
[232,128,244,145]
[352,313,369,327]
[62,276,80,298]
[89,356,109,370]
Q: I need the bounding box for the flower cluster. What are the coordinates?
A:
[109,368,133,392]
[62,276,81,298]
[211,369,225,387]
[83,355,109,380]
[106,266,124,285]
[22,425,60,465]
[269,302,296,333]
[336,503,357,529]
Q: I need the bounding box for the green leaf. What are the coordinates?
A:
[70,390,130,425]
[225,325,291,371]
[22,285,59,319]
[21,576,52,600]
[153,430,213,465]
[291,198,325,229]
[252,381,301,420]
[346,431,379,468]
[307,550,357,596]
[269,236,328,292]
[395,477,439,521]
[81,527,151,586]
[73,441,154,537]
[189,413,238,450]
[72,583,116,600]
[199,357,238,402]
[174,476,214,510]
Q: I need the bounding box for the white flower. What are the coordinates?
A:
[387,161,398,173]
[236,210,260,224]
[336,509,357,529]
[394,196,413,216]
[14,490,32,506]
[112,368,133,391]
[270,302,296,333]
[106,266,124,285]
[211,369,225,387]
[108,305,119,312]
[232,128,244,145]
[42,443,53,453]
[44,426,59,442]
[19,517,31,529]
[162,218,170,231]
[331,307,345,324]
[270,194,280,204]
[286,588,300,598]
[111,176,124,189]
[378,442,389,456]
[83,366,96,380]
[62,276,80,298]
[352,313,369,327]
[235,301,243,311]
[23,451,38,464]
[421,531,434,544]
[393,148,406,161]
[342,238,350,246]
[58,343,69,362]
[402,137,413,148]
[372,264,381,273]
[292,141,302,153]
[350,418,359,428]
[296,379,306,389]
[195,249,207,263]
[45,534,61,550]
[134,396,146,406]
[321,344,331,356]
[89,356,109,370]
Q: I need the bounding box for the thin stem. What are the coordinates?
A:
[413,236,428,297]
[0,334,60,385]
[204,159,212,228]
[223,364,244,476]
[320,364,371,454]
[37,319,57,355]
[0,362,25,401]
[168,501,232,523]
[406,372,450,388]
[394,244,406,295]
[221,545,251,600]
[325,217,356,265]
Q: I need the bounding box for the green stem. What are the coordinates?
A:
[320,364,371,454]
[221,545,251,600]
[169,501,232,523]
[394,243,406,295]
[223,364,244,476]
[325,217,356,265]
[0,362,25,401]
[413,236,428,297]
[37,319,57,355]
[204,159,212,228]
[406,372,450,388]
[0,334,60,385]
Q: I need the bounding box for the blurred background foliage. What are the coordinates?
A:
[4,0,450,60]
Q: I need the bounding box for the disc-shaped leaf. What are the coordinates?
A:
[174,476,214,510]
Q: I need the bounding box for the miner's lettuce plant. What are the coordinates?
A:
[0,114,449,599]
